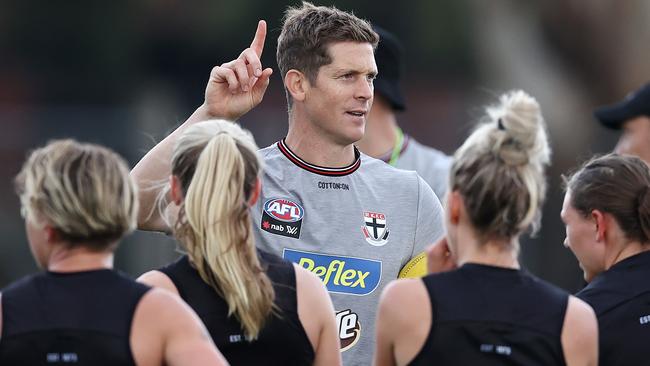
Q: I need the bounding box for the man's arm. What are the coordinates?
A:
[414,176,444,251]
[398,176,445,278]
[131,20,273,232]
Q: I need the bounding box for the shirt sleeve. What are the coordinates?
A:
[410,175,445,262]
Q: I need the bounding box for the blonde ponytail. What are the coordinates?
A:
[172,120,274,340]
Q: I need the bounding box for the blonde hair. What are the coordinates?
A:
[15,139,138,248]
[451,90,551,241]
[169,119,274,340]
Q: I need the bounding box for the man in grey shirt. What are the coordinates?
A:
[356,26,452,200]
[132,4,444,365]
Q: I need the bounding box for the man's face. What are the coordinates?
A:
[615,116,650,164]
[303,41,377,146]
[560,191,606,282]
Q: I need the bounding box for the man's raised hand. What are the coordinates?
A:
[203,20,274,121]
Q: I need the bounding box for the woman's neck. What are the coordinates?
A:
[47,243,115,272]
[607,240,650,270]
[455,230,520,270]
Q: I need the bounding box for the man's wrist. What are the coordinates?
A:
[199,102,241,122]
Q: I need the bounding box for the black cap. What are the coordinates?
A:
[373,25,406,111]
[594,83,650,130]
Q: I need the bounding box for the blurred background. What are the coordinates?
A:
[1,0,648,291]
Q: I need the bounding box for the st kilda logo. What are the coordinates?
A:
[261,198,304,239]
[362,211,389,246]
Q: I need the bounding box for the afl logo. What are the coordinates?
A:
[261,198,304,239]
[263,198,304,222]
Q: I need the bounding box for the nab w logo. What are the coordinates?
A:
[261,198,304,239]
[283,249,382,296]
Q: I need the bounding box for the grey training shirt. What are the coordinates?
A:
[379,134,452,201]
[252,139,444,366]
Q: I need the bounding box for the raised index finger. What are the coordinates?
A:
[250,20,267,57]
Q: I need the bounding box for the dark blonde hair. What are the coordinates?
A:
[15,139,138,249]
[564,153,650,244]
[451,90,551,242]
[277,2,378,103]
[169,119,273,340]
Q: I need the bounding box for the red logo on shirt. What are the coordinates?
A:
[362,211,389,246]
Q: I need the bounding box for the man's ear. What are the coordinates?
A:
[169,175,184,205]
[591,209,607,242]
[248,177,262,206]
[285,69,308,102]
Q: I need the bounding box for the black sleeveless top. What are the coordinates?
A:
[409,263,568,366]
[577,251,650,366]
[159,249,314,365]
[0,269,150,366]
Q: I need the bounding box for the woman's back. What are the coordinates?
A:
[159,250,314,365]
[410,264,568,366]
[0,270,150,366]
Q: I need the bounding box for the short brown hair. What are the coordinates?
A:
[277,2,378,102]
[564,154,650,243]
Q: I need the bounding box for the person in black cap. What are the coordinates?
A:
[594,83,650,164]
[356,26,452,201]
